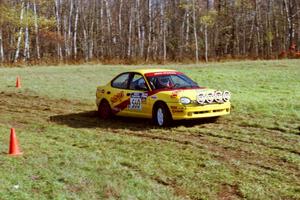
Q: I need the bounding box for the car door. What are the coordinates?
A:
[126,73,152,118]
[109,72,132,116]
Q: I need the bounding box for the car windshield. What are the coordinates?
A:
[146,73,199,90]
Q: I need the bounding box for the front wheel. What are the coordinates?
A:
[153,103,172,127]
[98,100,112,119]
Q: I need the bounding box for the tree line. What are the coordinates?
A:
[0,0,299,64]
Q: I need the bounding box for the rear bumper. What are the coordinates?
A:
[168,102,231,120]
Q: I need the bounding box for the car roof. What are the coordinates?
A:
[130,69,177,74]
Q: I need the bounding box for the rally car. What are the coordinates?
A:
[96,69,231,126]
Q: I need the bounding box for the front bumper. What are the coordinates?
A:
[167,102,231,120]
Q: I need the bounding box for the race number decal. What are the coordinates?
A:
[128,93,144,110]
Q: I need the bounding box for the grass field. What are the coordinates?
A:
[0,60,299,199]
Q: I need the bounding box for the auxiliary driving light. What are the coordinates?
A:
[197,93,206,104]
[223,91,231,102]
[214,91,223,103]
[206,92,214,104]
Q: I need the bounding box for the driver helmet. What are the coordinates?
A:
[157,76,172,88]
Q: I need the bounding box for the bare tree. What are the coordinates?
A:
[14,0,25,62]
[33,0,40,59]
[0,28,4,62]
[54,0,63,60]
[73,4,79,59]
[23,1,30,61]
[192,0,199,63]
[146,0,152,62]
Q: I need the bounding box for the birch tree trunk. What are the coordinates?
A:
[192,0,199,63]
[136,0,143,58]
[254,0,260,57]
[186,9,190,50]
[63,16,68,57]
[146,0,152,62]
[204,24,208,62]
[83,27,88,61]
[33,0,40,59]
[0,29,4,62]
[67,0,73,57]
[55,0,63,60]
[100,1,104,57]
[297,1,300,49]
[283,0,294,47]
[24,1,30,61]
[14,0,25,62]
[118,0,123,34]
[104,0,112,57]
[117,0,123,57]
[141,26,145,59]
[242,6,246,55]
[127,7,133,58]
[160,1,167,62]
[267,0,273,57]
[89,16,95,59]
[74,5,79,59]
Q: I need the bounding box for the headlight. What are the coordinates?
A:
[214,91,223,103]
[180,97,191,105]
[223,91,231,102]
[206,92,214,104]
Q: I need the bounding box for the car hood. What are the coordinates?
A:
[149,87,215,101]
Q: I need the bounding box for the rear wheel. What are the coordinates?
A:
[153,102,172,127]
[98,100,112,119]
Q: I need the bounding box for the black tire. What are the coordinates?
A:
[98,100,112,119]
[153,102,172,127]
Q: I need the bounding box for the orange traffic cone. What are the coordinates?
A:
[16,76,21,88]
[9,128,23,156]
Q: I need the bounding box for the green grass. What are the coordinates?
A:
[0,60,299,199]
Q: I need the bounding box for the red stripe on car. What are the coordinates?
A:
[144,71,183,77]
[112,87,207,114]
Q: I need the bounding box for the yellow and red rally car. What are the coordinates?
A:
[96,69,231,126]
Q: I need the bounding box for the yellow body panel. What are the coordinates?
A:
[96,70,231,120]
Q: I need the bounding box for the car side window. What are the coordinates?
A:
[111,73,130,89]
[129,74,148,91]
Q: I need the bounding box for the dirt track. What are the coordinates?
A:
[1,91,299,173]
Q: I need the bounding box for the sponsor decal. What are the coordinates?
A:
[151,95,157,99]
[110,91,124,104]
[171,106,184,113]
[172,110,184,113]
[144,71,183,77]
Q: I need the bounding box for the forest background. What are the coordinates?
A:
[0,0,300,65]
